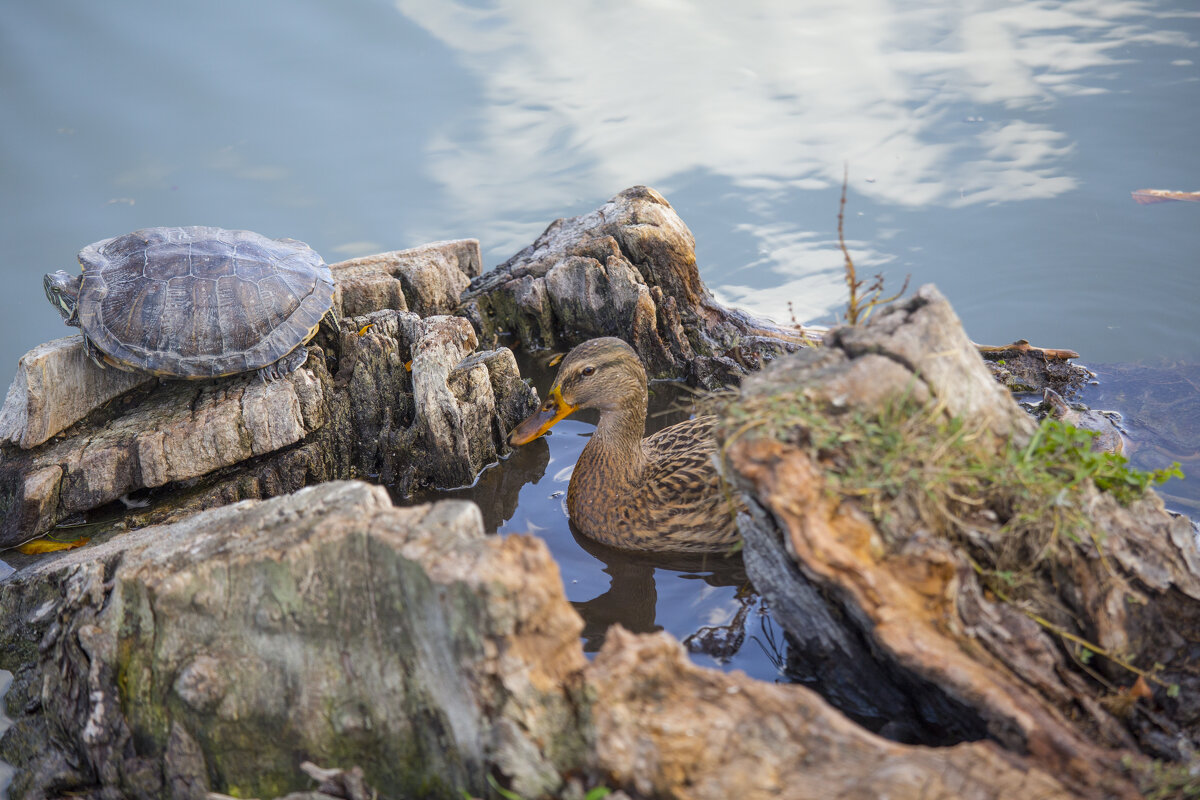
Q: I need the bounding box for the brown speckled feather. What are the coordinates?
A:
[634,416,740,552]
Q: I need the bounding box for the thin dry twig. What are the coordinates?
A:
[838,165,910,325]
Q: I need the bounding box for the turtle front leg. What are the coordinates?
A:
[83,336,108,370]
[318,305,341,337]
[257,347,308,382]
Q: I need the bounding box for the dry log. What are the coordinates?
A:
[0,480,1090,800]
[719,285,1200,798]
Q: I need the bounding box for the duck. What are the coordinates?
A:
[507,337,740,554]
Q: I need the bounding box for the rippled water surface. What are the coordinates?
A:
[2,0,1199,681]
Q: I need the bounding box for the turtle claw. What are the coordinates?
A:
[83,337,108,370]
[256,347,308,382]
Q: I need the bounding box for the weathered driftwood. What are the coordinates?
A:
[0,336,155,450]
[332,239,482,318]
[459,186,810,388]
[0,240,535,544]
[719,285,1200,798]
[0,480,1081,800]
[0,481,587,800]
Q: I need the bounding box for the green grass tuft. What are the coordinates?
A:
[721,390,1183,610]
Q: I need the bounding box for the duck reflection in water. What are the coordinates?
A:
[567,529,754,656]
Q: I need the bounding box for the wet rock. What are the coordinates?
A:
[1041,387,1127,454]
[719,284,1200,797]
[0,481,587,800]
[977,338,1091,396]
[459,186,809,388]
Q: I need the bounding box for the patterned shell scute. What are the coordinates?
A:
[75,226,334,378]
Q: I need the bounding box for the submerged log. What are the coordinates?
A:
[0,240,535,544]
[718,285,1200,798]
[459,186,811,388]
[0,480,1083,800]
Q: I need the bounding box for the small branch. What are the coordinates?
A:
[838,165,862,324]
[987,581,1173,690]
[838,165,909,325]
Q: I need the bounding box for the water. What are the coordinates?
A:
[2,0,1199,677]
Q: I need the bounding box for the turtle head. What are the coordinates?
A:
[44,271,82,326]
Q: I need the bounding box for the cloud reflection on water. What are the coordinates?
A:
[396,0,1195,319]
[713,223,897,324]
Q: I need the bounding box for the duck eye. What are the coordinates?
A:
[581,366,595,377]
[542,401,555,411]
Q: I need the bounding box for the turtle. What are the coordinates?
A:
[43,226,336,381]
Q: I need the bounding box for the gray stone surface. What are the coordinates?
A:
[0,481,1083,800]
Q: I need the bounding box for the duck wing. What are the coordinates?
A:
[637,416,741,552]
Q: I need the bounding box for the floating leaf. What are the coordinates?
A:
[16,536,90,555]
[1132,189,1200,205]
[1130,675,1153,700]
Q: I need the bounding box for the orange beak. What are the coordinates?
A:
[508,386,577,445]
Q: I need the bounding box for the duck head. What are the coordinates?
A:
[508,337,648,445]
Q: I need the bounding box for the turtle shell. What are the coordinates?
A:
[76,226,334,379]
